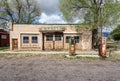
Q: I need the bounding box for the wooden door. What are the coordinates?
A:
[54,34,63,50]
[43,33,63,50]
[12,39,18,50]
[44,34,54,50]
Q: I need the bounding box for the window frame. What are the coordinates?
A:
[66,36,70,43]
[23,36,29,43]
[74,36,80,43]
[32,36,38,43]
[66,36,80,43]
[46,34,53,41]
[1,35,7,39]
[55,34,62,41]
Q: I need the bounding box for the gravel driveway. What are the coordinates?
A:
[0,54,120,81]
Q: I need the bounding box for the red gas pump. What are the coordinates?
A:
[69,36,76,56]
[99,37,107,58]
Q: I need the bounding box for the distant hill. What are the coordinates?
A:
[103,32,111,37]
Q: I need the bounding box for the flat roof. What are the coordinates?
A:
[13,23,90,25]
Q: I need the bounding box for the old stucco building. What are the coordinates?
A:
[9,24,92,51]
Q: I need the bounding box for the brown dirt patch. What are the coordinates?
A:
[0,54,120,81]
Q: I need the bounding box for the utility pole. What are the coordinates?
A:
[99,0,107,58]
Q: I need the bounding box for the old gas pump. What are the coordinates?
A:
[69,36,76,56]
[99,37,107,58]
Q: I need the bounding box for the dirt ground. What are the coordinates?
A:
[0,54,120,81]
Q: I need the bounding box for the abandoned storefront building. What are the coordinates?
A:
[10,24,92,51]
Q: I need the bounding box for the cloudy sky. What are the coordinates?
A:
[37,0,67,24]
[36,0,111,32]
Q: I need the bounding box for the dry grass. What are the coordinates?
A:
[0,53,120,62]
[0,53,66,60]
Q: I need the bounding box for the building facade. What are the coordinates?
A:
[0,22,9,47]
[0,29,9,47]
[10,24,92,51]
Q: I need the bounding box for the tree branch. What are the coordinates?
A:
[0,17,9,21]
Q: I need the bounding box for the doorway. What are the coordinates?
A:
[43,33,63,50]
[12,39,18,50]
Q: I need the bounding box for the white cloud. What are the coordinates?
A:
[37,0,83,24]
[73,19,84,24]
[74,20,81,23]
[37,0,59,15]
[39,13,66,24]
[37,0,67,24]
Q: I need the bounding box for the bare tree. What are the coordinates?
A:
[0,0,41,24]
